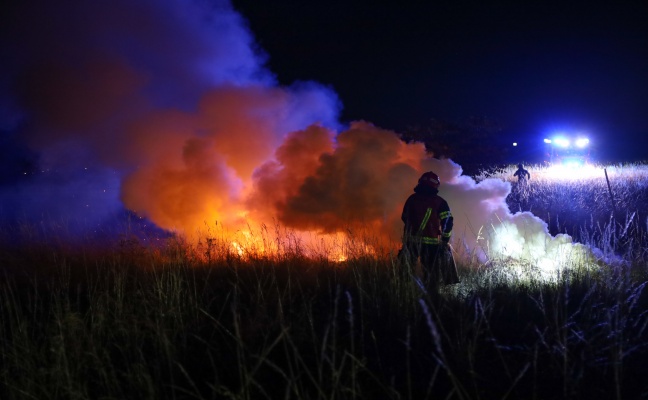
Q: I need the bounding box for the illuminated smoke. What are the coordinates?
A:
[119,83,340,234]
[0,0,340,234]
[248,121,426,242]
[0,0,601,274]
[423,159,599,277]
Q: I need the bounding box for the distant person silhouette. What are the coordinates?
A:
[512,163,531,211]
[514,163,530,183]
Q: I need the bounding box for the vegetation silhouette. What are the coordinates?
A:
[2,163,648,399]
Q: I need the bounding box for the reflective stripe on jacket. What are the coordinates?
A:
[401,190,453,244]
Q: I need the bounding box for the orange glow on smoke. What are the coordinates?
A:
[119,115,430,260]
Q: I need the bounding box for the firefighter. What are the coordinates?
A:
[400,171,459,289]
[513,163,531,210]
[514,163,530,183]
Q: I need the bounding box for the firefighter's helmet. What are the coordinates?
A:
[418,171,440,188]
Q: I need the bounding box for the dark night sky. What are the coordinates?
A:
[231,0,648,161]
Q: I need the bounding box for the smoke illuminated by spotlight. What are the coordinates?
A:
[0,0,605,275]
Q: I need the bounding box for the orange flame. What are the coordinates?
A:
[117,86,431,260]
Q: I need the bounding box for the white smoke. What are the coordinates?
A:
[0,0,604,278]
[427,158,600,279]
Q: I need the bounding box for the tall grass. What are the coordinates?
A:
[2,219,648,399]
[479,162,648,242]
[2,163,648,399]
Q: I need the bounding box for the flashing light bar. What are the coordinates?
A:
[575,138,590,148]
[544,135,590,148]
[553,137,570,148]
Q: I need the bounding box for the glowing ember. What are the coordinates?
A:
[231,241,244,257]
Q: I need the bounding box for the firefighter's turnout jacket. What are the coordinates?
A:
[401,185,453,245]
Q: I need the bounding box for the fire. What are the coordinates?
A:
[119,121,426,261]
[0,0,610,280]
[231,241,244,257]
[221,226,379,263]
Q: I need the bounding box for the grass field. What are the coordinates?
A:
[483,162,648,241]
[2,162,648,399]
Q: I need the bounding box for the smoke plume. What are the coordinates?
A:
[0,0,599,273]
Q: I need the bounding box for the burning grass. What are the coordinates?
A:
[2,162,648,399]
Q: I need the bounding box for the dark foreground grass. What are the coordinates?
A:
[3,162,648,399]
[2,235,648,400]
